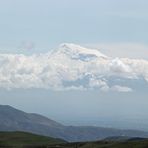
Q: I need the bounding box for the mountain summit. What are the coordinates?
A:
[0,43,147,90]
[57,43,108,61]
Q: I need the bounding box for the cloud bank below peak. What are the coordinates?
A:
[0,43,147,92]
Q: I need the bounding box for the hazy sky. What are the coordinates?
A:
[0,0,148,130]
[0,0,148,57]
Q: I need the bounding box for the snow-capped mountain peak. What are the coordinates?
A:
[58,43,108,61]
[0,43,147,92]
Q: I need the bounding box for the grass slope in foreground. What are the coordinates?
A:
[0,131,66,148]
[1,131,148,148]
[49,139,148,148]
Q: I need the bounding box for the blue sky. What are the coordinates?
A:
[0,0,148,130]
[0,0,148,55]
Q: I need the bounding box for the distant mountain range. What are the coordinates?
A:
[0,105,148,142]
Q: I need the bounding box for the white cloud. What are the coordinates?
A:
[0,43,147,92]
[111,85,133,92]
[89,77,109,91]
[109,58,131,72]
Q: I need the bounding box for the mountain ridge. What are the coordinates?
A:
[58,43,108,60]
[1,105,148,142]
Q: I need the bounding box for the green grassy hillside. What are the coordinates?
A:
[0,131,66,148]
[0,132,148,148]
[56,139,148,148]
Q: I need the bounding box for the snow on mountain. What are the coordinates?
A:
[0,43,147,92]
[55,43,108,61]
